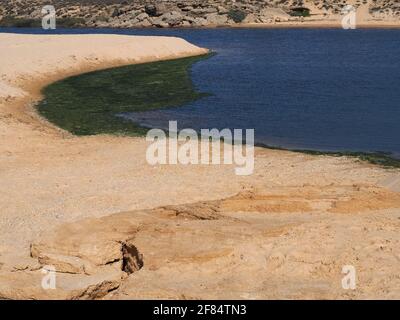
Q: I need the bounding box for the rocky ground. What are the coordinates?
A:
[1,33,400,300]
[2,162,400,299]
[0,0,399,28]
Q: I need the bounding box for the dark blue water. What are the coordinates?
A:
[2,27,400,155]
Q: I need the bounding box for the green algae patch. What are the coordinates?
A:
[36,54,210,136]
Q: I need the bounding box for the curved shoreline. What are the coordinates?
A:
[0,33,209,138]
[30,46,400,168]
[35,54,210,136]
[0,33,245,263]
[0,33,233,258]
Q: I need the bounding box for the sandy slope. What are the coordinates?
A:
[0,33,400,299]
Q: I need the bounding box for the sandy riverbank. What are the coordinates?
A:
[1,33,400,299]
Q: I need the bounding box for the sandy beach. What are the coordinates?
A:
[1,33,400,299]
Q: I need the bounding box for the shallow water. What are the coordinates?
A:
[3,27,400,156]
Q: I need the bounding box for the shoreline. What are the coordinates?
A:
[40,66,400,168]
[1,17,400,30]
[0,34,209,139]
[2,24,400,33]
[26,44,400,168]
[234,20,400,29]
[35,54,210,136]
[0,33,231,258]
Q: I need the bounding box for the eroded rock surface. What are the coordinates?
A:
[2,185,400,299]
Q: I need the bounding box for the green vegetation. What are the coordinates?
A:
[36,55,210,136]
[0,16,41,27]
[0,16,85,28]
[57,17,86,27]
[289,8,311,17]
[228,9,247,23]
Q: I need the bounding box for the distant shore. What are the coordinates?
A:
[236,21,400,29]
[0,32,211,256]
[1,21,400,30]
[2,0,400,30]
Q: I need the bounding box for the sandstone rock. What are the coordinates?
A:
[243,13,257,24]
[181,6,194,12]
[192,17,208,27]
[4,0,400,29]
[3,185,400,299]
[259,7,290,23]
[29,8,42,19]
[150,16,170,28]
[0,269,122,300]
[145,3,170,17]
[217,6,229,14]
[160,11,183,26]
[30,214,141,272]
[205,13,228,25]
[181,20,192,27]
[192,7,218,15]
[135,12,149,22]
[111,8,121,18]
[122,243,143,274]
[137,19,152,28]
[182,15,195,23]
[37,253,86,274]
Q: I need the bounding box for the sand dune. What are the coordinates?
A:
[0,33,400,299]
